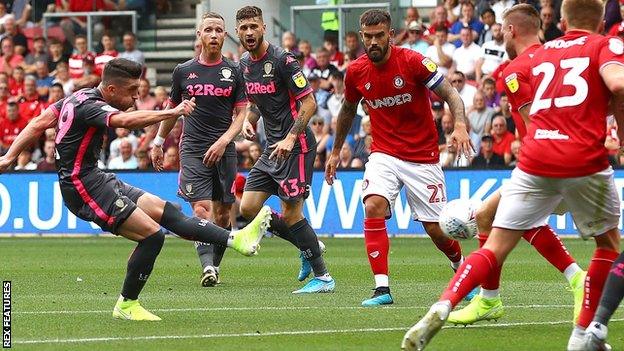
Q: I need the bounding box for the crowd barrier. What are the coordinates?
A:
[0,169,620,236]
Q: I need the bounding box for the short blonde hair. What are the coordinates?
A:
[561,0,604,31]
[502,4,540,35]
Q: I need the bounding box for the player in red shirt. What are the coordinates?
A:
[445,4,585,327]
[18,76,43,122]
[402,0,624,349]
[0,101,27,150]
[325,9,472,307]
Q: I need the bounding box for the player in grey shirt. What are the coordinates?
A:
[236,6,335,293]
[151,12,247,287]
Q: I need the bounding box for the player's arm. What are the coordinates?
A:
[0,108,58,171]
[325,99,358,185]
[203,105,247,166]
[109,98,195,130]
[242,101,261,140]
[433,78,474,157]
[269,92,317,161]
[518,104,532,128]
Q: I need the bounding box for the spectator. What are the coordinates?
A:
[468,91,494,151]
[153,86,168,110]
[73,55,100,90]
[471,134,505,168]
[424,27,455,77]
[243,142,261,169]
[136,150,153,170]
[351,134,371,167]
[136,124,157,153]
[281,31,299,54]
[68,35,95,80]
[32,0,55,27]
[18,76,43,121]
[451,27,481,80]
[308,73,331,117]
[8,66,24,96]
[394,7,420,46]
[44,82,65,108]
[491,0,515,24]
[0,101,27,153]
[508,139,521,167]
[10,0,31,30]
[540,6,564,42]
[438,112,455,155]
[312,47,339,91]
[52,62,74,97]
[35,61,54,98]
[477,8,496,45]
[95,33,119,76]
[323,36,344,68]
[163,118,182,150]
[119,32,145,65]
[108,139,138,169]
[47,38,67,73]
[490,115,515,164]
[482,77,500,109]
[163,145,180,170]
[0,37,23,75]
[0,3,11,29]
[0,82,8,119]
[36,140,56,171]
[310,116,329,157]
[401,20,429,55]
[344,31,365,58]
[337,143,353,169]
[23,37,49,74]
[449,2,484,47]
[59,0,105,45]
[427,6,451,37]
[1,16,27,56]
[109,128,138,160]
[432,100,445,136]
[326,70,344,120]
[298,39,317,75]
[13,149,35,170]
[450,71,477,111]
[445,0,461,23]
[476,23,506,82]
[498,93,515,135]
[135,78,157,110]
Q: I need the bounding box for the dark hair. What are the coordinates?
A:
[102,58,143,84]
[75,34,87,42]
[202,11,224,22]
[49,38,61,46]
[483,77,495,86]
[330,70,344,80]
[345,31,359,39]
[123,31,136,39]
[453,71,465,79]
[0,36,12,46]
[481,8,495,17]
[435,26,449,34]
[236,6,263,22]
[51,82,64,90]
[359,9,392,28]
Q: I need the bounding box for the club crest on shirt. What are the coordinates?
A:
[505,73,519,93]
[393,75,404,89]
[263,61,274,77]
[292,71,307,88]
[220,67,233,82]
[185,183,194,195]
[609,37,624,55]
[421,57,437,72]
[364,82,371,90]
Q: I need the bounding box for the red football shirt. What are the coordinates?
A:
[502,44,541,140]
[0,116,27,147]
[520,31,624,178]
[344,46,443,163]
[492,131,515,156]
[95,50,118,76]
[18,96,43,121]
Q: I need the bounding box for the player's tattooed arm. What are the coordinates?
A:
[325,99,357,185]
[242,102,260,140]
[0,108,58,171]
[288,93,316,137]
[433,78,474,157]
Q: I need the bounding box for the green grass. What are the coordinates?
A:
[1,237,623,350]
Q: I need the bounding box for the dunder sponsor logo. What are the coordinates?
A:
[246,81,276,95]
[185,84,233,97]
[365,93,412,109]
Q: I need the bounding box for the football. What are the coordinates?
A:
[438,199,480,240]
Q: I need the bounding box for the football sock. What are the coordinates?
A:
[212,226,229,268]
[432,236,462,264]
[440,248,498,308]
[364,218,390,288]
[592,251,624,326]
[160,201,229,246]
[269,211,299,248]
[577,248,619,328]
[195,242,214,269]
[290,218,328,277]
[563,263,583,284]
[121,229,165,300]
[523,225,576,273]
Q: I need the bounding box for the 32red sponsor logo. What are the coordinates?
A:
[246,81,276,95]
[185,84,232,97]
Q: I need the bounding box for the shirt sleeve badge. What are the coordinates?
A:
[421,57,438,73]
[505,73,519,93]
[292,71,307,88]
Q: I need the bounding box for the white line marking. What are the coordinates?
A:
[14,304,573,315]
[14,319,624,345]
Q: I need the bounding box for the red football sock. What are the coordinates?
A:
[364,218,390,276]
[577,248,619,328]
[433,237,462,263]
[440,249,498,308]
[523,225,575,273]
[478,233,488,248]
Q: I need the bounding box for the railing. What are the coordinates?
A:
[42,11,138,52]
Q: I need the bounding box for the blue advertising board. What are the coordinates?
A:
[0,169,619,236]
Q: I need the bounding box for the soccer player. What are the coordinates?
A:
[325,9,473,306]
[151,12,247,287]
[447,4,586,326]
[235,6,335,293]
[402,0,624,349]
[0,58,272,321]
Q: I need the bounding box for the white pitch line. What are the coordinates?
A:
[14,319,624,345]
[14,304,573,315]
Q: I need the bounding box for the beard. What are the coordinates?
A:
[505,41,517,60]
[366,43,389,63]
[242,34,263,52]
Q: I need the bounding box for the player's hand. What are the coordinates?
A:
[449,123,474,159]
[150,146,164,171]
[242,119,255,140]
[605,125,620,151]
[324,152,340,185]
[203,139,227,167]
[0,156,14,173]
[174,97,196,116]
[269,136,295,162]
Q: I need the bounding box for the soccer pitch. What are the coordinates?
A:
[2,237,623,350]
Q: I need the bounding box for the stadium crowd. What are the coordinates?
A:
[1,0,623,172]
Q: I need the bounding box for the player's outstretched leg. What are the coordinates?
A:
[291,218,335,293]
